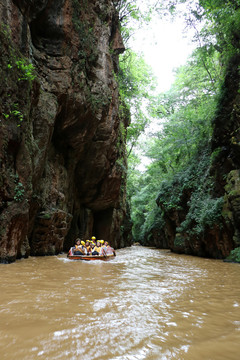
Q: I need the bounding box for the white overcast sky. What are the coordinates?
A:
[129,3,197,92]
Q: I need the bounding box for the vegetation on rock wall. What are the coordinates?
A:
[0,24,36,200]
[226,247,240,263]
[124,0,240,258]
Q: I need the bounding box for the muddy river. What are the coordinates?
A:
[0,246,240,359]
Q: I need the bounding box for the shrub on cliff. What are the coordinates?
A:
[156,144,224,236]
[226,247,240,263]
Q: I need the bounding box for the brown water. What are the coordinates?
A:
[0,246,240,360]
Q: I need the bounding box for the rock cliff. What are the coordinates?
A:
[0,0,131,263]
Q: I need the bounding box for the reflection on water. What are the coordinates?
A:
[0,247,240,359]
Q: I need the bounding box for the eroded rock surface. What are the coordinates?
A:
[0,0,131,263]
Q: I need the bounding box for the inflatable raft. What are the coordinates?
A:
[67,253,116,261]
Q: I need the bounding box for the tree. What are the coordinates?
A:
[113,0,151,43]
[118,50,157,156]
[123,0,240,244]
[128,22,223,242]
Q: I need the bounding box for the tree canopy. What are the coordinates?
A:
[117,0,240,244]
[118,50,157,156]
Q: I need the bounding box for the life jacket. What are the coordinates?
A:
[86,245,91,253]
[81,245,87,254]
[74,245,85,254]
[94,246,101,253]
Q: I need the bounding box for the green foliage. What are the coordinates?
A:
[86,87,112,113]
[4,52,35,84]
[15,59,35,82]
[124,0,240,245]
[118,50,157,155]
[126,0,230,242]
[72,0,98,68]
[177,190,224,236]
[195,1,240,70]
[226,247,240,263]
[153,0,240,76]
[174,234,185,248]
[117,121,127,153]
[39,212,52,220]
[156,145,210,208]
[0,25,36,135]
[14,181,25,202]
[11,109,24,126]
[130,142,224,242]
[129,162,165,242]
[113,0,151,43]
[147,46,221,176]
[210,146,222,164]
[142,207,165,245]
[154,143,224,237]
[126,152,142,201]
[118,51,156,102]
[2,103,24,127]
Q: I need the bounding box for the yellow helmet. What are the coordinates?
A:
[81,241,85,245]
[99,240,104,244]
[91,236,96,240]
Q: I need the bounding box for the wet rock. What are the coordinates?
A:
[30,210,72,256]
[0,0,131,263]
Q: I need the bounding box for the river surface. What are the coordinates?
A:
[0,246,240,359]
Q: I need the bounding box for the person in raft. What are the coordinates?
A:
[100,241,116,256]
[91,236,97,245]
[91,240,101,255]
[70,237,115,256]
[73,239,86,255]
[90,241,95,254]
[99,240,107,256]
[85,240,91,255]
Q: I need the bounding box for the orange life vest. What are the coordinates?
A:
[86,245,91,253]
[74,245,85,254]
[94,246,101,253]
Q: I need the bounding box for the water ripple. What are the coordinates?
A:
[0,247,240,359]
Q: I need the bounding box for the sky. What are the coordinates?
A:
[129,4,197,92]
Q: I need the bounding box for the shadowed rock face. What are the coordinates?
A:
[0,0,130,263]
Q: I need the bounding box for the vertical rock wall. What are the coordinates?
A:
[0,0,131,263]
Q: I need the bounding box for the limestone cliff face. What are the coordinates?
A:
[0,0,131,263]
